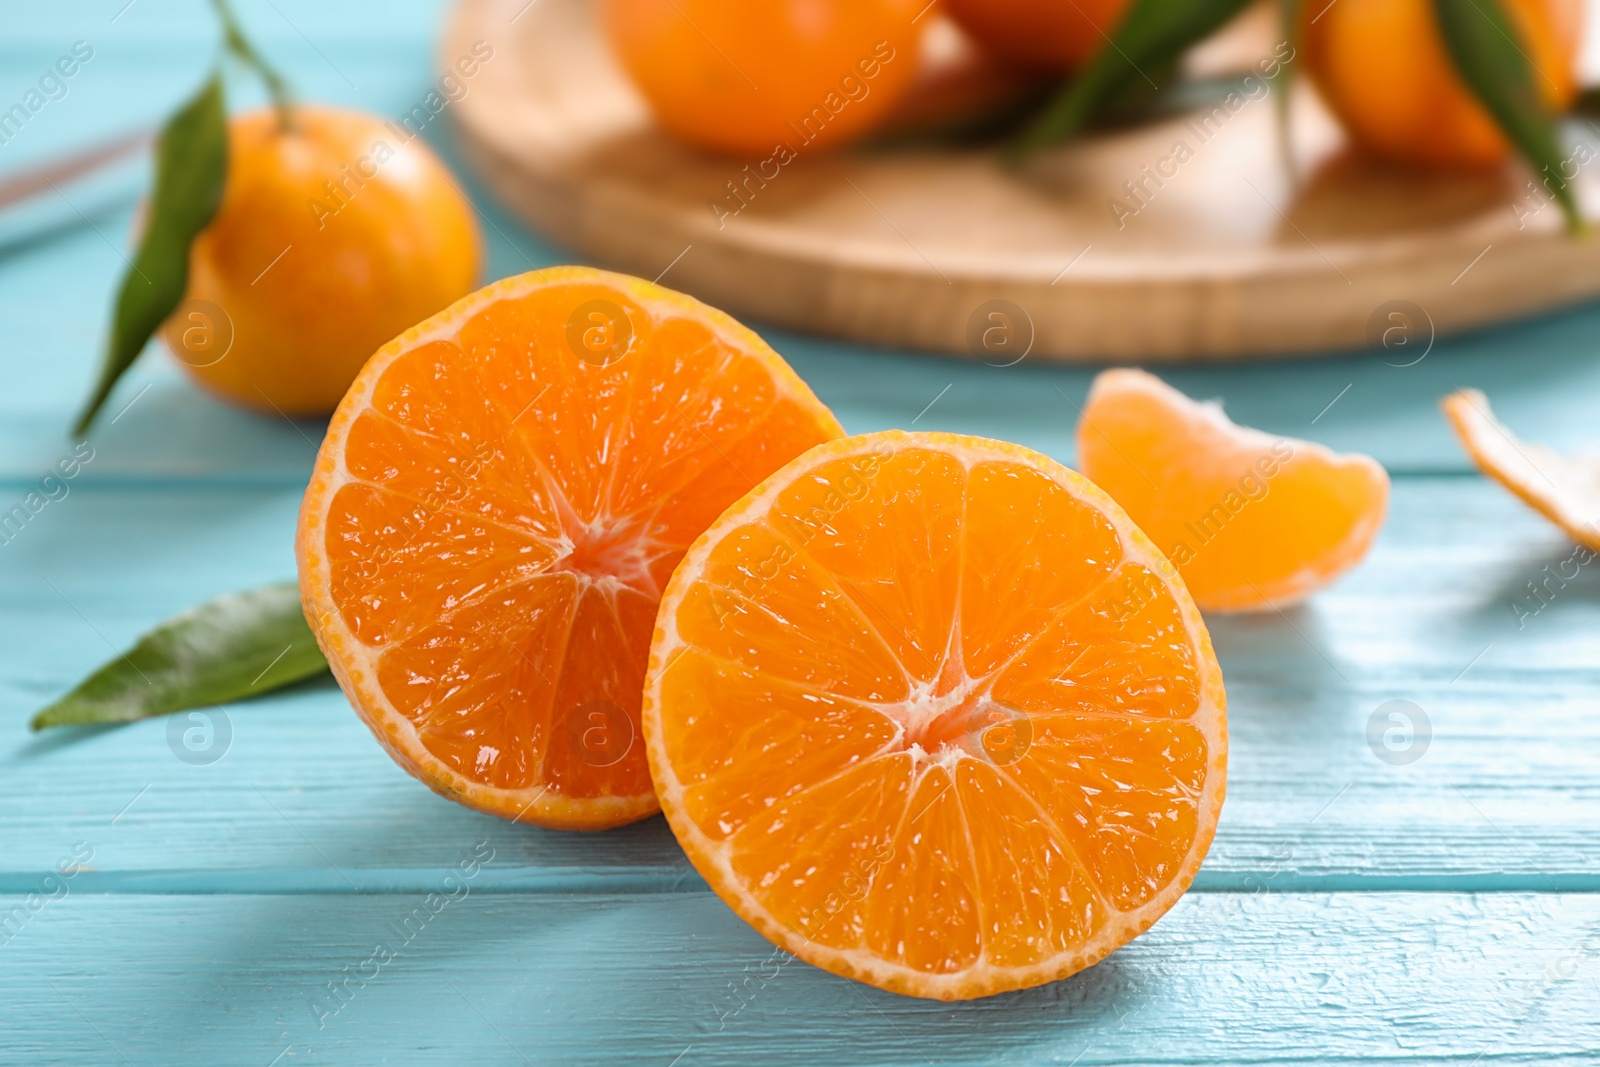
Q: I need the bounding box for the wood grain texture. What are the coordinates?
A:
[5,7,1600,1064]
[446,0,1600,361]
[4,477,1597,891]
[12,165,1600,486]
[9,121,1600,482]
[2,892,1597,1066]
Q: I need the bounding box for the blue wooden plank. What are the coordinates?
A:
[8,187,1600,484]
[2,0,452,46]
[5,4,1600,1064]
[0,38,559,485]
[2,476,1597,891]
[1,891,1597,1066]
[4,16,1600,484]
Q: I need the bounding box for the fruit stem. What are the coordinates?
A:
[210,0,296,132]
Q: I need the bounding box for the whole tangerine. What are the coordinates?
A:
[1303,0,1582,169]
[942,0,1133,73]
[163,105,481,416]
[603,0,926,156]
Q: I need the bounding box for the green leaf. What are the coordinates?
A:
[862,64,1245,152]
[1010,0,1257,158]
[31,583,328,731]
[75,71,228,435]
[1432,0,1582,231]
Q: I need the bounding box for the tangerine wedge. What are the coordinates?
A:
[297,267,842,830]
[1078,369,1389,613]
[1443,388,1600,551]
[643,431,1227,1000]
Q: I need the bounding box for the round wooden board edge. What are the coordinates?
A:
[442,0,1600,363]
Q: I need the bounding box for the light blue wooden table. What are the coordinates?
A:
[3,3,1599,1064]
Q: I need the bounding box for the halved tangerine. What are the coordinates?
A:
[643,431,1227,999]
[297,267,843,830]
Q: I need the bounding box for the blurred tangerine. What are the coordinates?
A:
[942,0,1133,73]
[1303,0,1582,169]
[603,0,926,156]
[164,105,481,415]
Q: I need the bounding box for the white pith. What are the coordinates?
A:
[642,431,1229,1000]
[297,266,840,828]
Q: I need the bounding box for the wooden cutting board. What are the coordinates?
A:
[443,0,1600,362]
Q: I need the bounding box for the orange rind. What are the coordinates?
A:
[1443,388,1600,552]
[643,430,1227,999]
[297,267,842,830]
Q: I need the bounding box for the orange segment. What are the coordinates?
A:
[949,760,1104,969]
[1004,714,1209,912]
[297,267,843,830]
[657,650,902,841]
[1078,368,1390,614]
[994,563,1204,720]
[1443,388,1600,552]
[771,444,966,683]
[960,460,1122,674]
[643,431,1227,1000]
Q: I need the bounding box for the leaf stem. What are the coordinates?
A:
[210,0,296,131]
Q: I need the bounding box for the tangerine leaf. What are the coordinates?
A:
[1010,0,1256,157]
[1432,0,1581,231]
[74,70,228,435]
[30,583,328,730]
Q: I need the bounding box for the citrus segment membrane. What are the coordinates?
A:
[298,267,842,830]
[644,431,1227,999]
[1078,368,1389,613]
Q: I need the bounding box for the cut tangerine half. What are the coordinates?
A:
[1079,368,1390,613]
[1443,388,1600,551]
[643,431,1227,1000]
[297,267,843,830]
